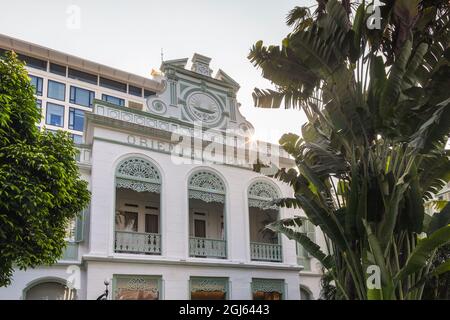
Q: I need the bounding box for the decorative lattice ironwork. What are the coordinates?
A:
[252,279,284,293]
[248,180,279,210]
[188,171,225,203]
[116,158,161,193]
[189,171,225,192]
[113,276,160,300]
[116,178,161,193]
[190,277,227,292]
[126,278,158,292]
[188,190,225,203]
[116,158,160,182]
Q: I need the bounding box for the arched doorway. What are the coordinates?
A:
[24,280,76,300]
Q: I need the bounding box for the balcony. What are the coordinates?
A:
[250,242,282,262]
[75,145,92,166]
[188,181,227,260]
[189,237,227,259]
[115,231,161,255]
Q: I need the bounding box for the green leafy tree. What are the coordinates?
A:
[0,51,90,287]
[249,0,450,299]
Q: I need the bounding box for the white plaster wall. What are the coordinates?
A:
[88,127,300,266]
[299,273,323,300]
[85,261,300,300]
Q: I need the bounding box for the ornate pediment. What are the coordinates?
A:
[144,53,254,134]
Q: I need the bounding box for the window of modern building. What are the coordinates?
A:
[45,128,58,135]
[69,108,84,132]
[49,62,67,77]
[46,102,64,127]
[188,171,227,259]
[115,158,162,255]
[144,89,156,98]
[112,275,161,300]
[70,86,95,108]
[296,219,316,271]
[68,68,98,85]
[99,77,127,93]
[47,80,66,101]
[128,85,143,97]
[36,99,42,112]
[17,53,47,71]
[71,134,83,144]
[102,94,125,107]
[29,75,43,96]
[248,180,282,263]
[190,277,228,300]
[252,279,284,300]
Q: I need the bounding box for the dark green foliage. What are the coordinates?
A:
[422,244,450,300]
[0,51,90,287]
[250,0,450,299]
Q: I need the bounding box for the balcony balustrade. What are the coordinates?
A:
[189,237,227,259]
[250,242,282,262]
[115,231,161,255]
[75,145,92,166]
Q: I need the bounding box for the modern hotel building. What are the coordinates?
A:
[0,34,324,300]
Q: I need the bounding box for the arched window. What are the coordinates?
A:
[114,157,162,255]
[188,170,227,259]
[248,181,279,210]
[116,158,161,193]
[248,180,282,262]
[24,280,76,300]
[300,286,313,300]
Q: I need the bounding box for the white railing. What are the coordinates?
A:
[75,145,92,166]
[189,237,227,259]
[250,242,282,262]
[115,231,161,255]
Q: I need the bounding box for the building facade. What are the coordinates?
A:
[0,34,325,300]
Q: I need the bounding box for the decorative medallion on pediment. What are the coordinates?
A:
[185,92,223,125]
[147,99,167,114]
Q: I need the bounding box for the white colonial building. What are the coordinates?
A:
[0,34,325,300]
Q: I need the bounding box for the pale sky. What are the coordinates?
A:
[0,0,316,143]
